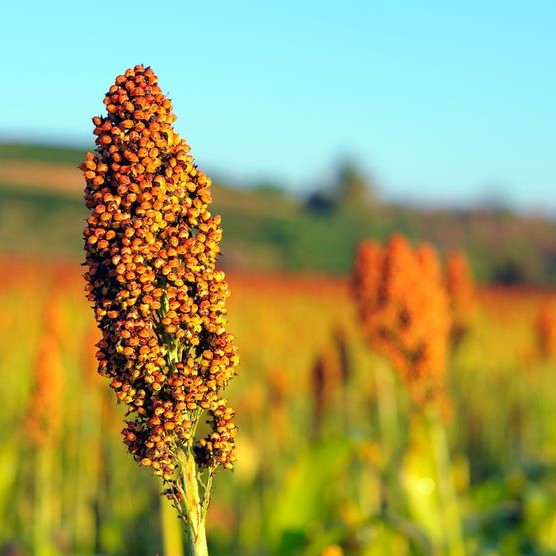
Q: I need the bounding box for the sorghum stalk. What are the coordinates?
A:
[333,326,351,431]
[81,65,239,554]
[353,235,466,555]
[426,405,465,556]
[25,332,64,556]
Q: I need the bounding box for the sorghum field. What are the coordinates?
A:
[2,257,556,555]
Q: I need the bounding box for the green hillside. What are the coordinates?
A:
[0,142,87,166]
[1,142,555,283]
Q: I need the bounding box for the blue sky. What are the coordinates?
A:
[1,1,555,210]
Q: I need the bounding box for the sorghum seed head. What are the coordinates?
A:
[353,234,450,406]
[536,299,556,361]
[445,250,476,347]
[81,65,238,482]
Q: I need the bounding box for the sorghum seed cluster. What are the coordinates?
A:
[81,65,238,485]
[445,250,476,345]
[353,234,450,405]
[536,300,556,361]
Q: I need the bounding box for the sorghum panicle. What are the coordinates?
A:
[267,367,290,446]
[333,326,351,387]
[536,299,556,361]
[80,65,238,489]
[25,334,64,447]
[445,250,476,346]
[310,353,327,440]
[309,341,346,439]
[353,234,450,405]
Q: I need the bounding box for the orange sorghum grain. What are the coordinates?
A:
[266,367,290,446]
[353,234,451,406]
[81,65,238,486]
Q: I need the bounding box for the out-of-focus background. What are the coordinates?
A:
[2,1,556,279]
[1,2,556,555]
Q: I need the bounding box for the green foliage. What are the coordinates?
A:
[334,162,377,209]
[0,184,85,256]
[267,439,354,553]
[0,143,87,166]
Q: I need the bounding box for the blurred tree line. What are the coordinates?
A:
[219,161,556,285]
[1,143,556,284]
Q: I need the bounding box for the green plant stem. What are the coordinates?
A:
[426,406,466,556]
[74,386,100,552]
[187,518,208,556]
[374,360,399,463]
[177,449,209,556]
[159,284,210,556]
[34,444,54,556]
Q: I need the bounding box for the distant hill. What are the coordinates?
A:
[0,142,87,166]
[1,142,555,283]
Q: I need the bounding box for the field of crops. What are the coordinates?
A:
[1,256,556,556]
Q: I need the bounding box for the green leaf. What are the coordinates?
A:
[267,439,355,552]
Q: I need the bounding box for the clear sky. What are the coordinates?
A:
[1,1,555,210]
